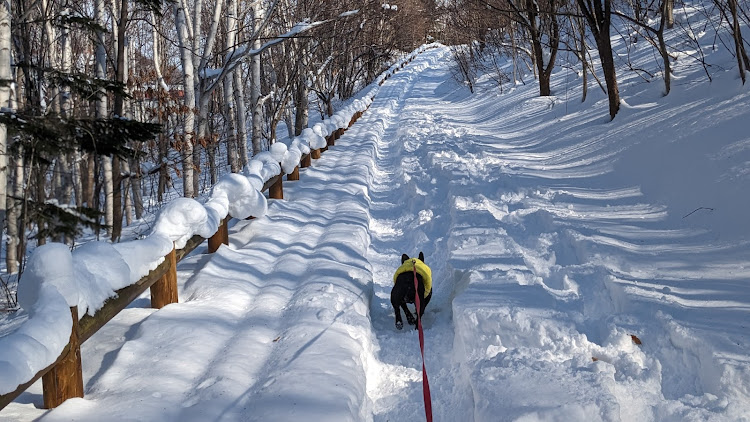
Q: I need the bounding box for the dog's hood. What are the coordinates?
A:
[393,259,432,297]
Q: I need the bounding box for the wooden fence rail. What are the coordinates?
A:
[0,48,427,411]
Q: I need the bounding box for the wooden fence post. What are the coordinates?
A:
[42,306,84,409]
[288,166,300,181]
[327,134,335,147]
[311,149,321,159]
[301,153,311,168]
[208,216,229,253]
[269,174,283,199]
[151,246,178,308]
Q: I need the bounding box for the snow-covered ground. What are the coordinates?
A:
[4,21,750,422]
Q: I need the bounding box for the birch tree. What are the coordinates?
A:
[223,0,240,172]
[111,0,129,241]
[94,0,114,234]
[174,0,196,197]
[250,2,265,155]
[234,67,249,167]
[0,0,10,269]
[174,0,281,192]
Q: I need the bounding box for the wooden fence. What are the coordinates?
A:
[0,51,420,412]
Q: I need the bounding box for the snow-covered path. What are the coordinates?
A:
[364,48,477,420]
[5,44,750,421]
[363,46,750,420]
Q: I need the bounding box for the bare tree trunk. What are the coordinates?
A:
[52,158,62,203]
[234,69,249,165]
[56,21,74,242]
[597,36,620,118]
[224,78,239,172]
[294,77,309,136]
[113,159,123,240]
[728,0,749,83]
[510,23,519,85]
[60,7,72,115]
[250,5,264,155]
[527,0,550,95]
[130,157,144,219]
[0,0,10,268]
[35,165,47,246]
[81,154,95,207]
[17,156,28,267]
[208,142,217,184]
[111,0,129,242]
[658,0,672,94]
[6,156,22,273]
[193,111,204,195]
[284,108,294,140]
[150,11,169,91]
[95,0,112,235]
[576,11,589,101]
[665,0,674,29]
[59,7,74,245]
[45,0,68,243]
[224,0,239,172]
[87,155,96,207]
[578,0,620,119]
[175,0,196,197]
[195,107,209,193]
[42,0,58,114]
[151,11,169,202]
[102,157,114,237]
[57,154,73,244]
[73,151,82,209]
[122,160,133,226]
[158,109,168,202]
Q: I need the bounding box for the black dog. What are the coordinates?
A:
[391,252,432,330]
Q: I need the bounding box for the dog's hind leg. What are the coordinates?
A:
[401,302,416,326]
[393,305,404,330]
[391,290,404,330]
[419,291,432,317]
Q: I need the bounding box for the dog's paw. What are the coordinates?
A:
[406,314,416,325]
[395,321,403,330]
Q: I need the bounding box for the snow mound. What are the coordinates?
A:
[0,245,75,395]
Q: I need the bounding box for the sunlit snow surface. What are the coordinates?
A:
[363,45,750,420]
[4,32,750,422]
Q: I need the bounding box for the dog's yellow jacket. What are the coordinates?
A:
[393,259,432,297]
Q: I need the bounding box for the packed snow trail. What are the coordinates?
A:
[364,48,476,420]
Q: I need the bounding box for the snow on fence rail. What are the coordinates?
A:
[0,45,435,411]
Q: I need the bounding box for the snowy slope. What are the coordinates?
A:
[363,40,750,421]
[4,29,750,422]
[364,42,750,419]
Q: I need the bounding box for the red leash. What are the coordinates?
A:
[413,261,433,422]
